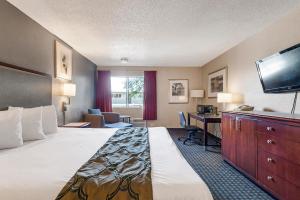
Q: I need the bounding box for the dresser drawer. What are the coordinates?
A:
[258,150,300,187]
[258,167,285,199]
[256,120,300,143]
[258,168,300,200]
[258,134,300,165]
[286,182,300,200]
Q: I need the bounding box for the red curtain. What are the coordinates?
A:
[96,71,112,112]
[143,71,157,120]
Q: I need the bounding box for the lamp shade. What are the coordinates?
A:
[217,92,232,103]
[190,90,204,98]
[63,83,76,97]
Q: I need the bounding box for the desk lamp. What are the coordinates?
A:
[190,89,204,105]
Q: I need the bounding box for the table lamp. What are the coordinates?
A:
[217,92,232,112]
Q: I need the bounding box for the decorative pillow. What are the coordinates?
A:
[9,106,46,141]
[88,108,102,115]
[42,105,58,134]
[0,109,23,149]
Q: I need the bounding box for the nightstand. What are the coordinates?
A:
[62,122,91,128]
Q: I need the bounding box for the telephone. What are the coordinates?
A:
[235,105,254,111]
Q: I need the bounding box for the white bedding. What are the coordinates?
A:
[0,127,213,200]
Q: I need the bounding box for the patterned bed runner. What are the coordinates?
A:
[56,127,153,200]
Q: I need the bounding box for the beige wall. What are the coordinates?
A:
[201,5,300,115]
[100,5,300,129]
[99,66,202,127]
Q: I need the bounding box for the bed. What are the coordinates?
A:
[0,62,212,200]
[0,127,213,200]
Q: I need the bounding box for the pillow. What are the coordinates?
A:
[88,108,102,115]
[42,105,58,134]
[9,106,46,141]
[0,109,23,149]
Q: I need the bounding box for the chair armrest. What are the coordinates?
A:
[84,114,105,128]
[102,112,120,123]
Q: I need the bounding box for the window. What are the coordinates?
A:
[111,76,144,107]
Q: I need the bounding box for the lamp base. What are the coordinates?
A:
[62,98,71,125]
[63,102,70,112]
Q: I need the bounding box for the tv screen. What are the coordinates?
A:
[256,44,300,93]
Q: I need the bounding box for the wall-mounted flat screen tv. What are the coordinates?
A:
[256,44,300,93]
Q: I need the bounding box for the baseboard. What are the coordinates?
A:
[167,128,182,131]
[207,131,221,143]
[168,128,221,143]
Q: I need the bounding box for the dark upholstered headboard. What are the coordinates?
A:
[0,61,52,110]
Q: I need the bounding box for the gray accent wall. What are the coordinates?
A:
[0,1,96,125]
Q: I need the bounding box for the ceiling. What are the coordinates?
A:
[7,0,300,67]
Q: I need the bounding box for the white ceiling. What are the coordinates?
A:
[7,0,300,67]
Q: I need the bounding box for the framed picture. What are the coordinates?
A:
[169,79,189,103]
[208,67,227,98]
[55,41,72,80]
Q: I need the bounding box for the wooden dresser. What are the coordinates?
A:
[222,111,300,200]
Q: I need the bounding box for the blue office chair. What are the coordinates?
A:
[178,112,201,145]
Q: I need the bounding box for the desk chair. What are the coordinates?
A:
[178,112,201,145]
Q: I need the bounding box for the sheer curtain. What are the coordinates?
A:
[96,71,112,112]
[143,71,157,120]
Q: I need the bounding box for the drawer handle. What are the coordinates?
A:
[267,176,273,181]
[266,126,273,131]
[267,157,273,162]
[267,139,273,144]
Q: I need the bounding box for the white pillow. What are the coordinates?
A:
[9,107,46,141]
[42,105,58,134]
[0,109,23,149]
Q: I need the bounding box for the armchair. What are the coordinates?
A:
[102,112,120,124]
[84,114,105,128]
[84,109,132,128]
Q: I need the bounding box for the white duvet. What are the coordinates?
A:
[0,127,213,200]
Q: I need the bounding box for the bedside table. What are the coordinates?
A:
[62,122,91,128]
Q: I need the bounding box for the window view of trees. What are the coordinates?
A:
[128,77,144,105]
[111,76,144,107]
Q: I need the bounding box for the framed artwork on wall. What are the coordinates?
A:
[169,79,189,103]
[208,67,227,98]
[55,41,72,80]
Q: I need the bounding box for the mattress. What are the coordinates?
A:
[0,127,213,200]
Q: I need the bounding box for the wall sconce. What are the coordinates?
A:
[62,83,76,124]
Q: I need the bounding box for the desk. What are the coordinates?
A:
[187,113,221,151]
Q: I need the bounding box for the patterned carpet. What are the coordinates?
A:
[168,128,275,200]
